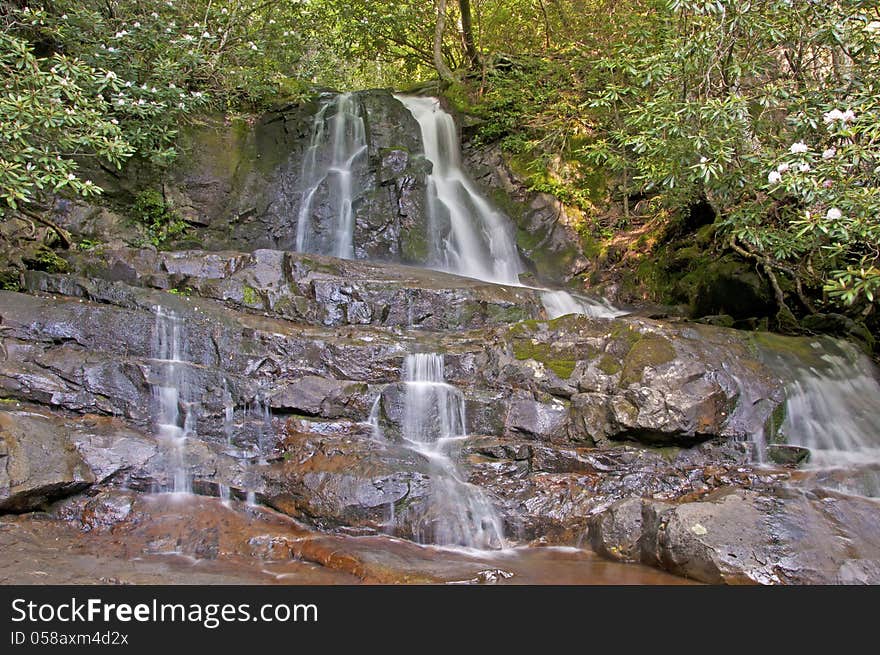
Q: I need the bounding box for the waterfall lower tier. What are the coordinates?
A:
[374,353,505,549]
[759,338,880,496]
[151,306,194,494]
[150,307,276,499]
[296,92,367,259]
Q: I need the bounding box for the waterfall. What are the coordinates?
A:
[295,92,367,259]
[758,338,880,496]
[151,306,194,494]
[540,290,627,320]
[394,95,523,285]
[376,353,505,549]
[248,394,273,463]
[395,94,625,319]
[218,380,235,504]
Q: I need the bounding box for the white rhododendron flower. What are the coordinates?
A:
[824,109,856,124]
[768,171,782,184]
[826,208,842,220]
[789,142,808,154]
[822,148,836,159]
[777,162,790,173]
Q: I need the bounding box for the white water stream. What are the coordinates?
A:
[395,94,624,319]
[296,92,367,259]
[151,306,195,494]
[373,353,505,549]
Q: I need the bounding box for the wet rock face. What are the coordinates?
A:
[2,234,878,582]
[156,90,434,263]
[588,487,880,584]
[54,246,545,331]
[2,275,787,455]
[0,410,95,511]
[462,143,588,285]
[267,423,435,535]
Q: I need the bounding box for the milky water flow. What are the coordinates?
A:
[218,380,235,504]
[394,94,625,320]
[295,92,367,259]
[758,339,880,497]
[372,353,505,549]
[151,306,194,494]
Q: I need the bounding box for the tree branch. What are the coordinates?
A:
[18,207,72,249]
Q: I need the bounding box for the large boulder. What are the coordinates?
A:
[265,422,434,534]
[0,410,95,511]
[590,487,880,584]
[497,315,785,447]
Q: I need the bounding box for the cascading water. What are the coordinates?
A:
[540,289,627,320]
[376,353,505,549]
[758,338,880,497]
[295,92,367,259]
[151,306,195,494]
[395,94,625,319]
[243,395,274,507]
[394,95,523,285]
[218,380,235,504]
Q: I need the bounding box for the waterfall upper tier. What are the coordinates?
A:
[394,95,524,285]
[295,92,367,259]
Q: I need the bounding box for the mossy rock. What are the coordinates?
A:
[512,338,578,380]
[685,256,775,319]
[23,246,69,274]
[764,401,787,445]
[241,284,261,306]
[750,331,830,370]
[620,337,676,387]
[0,269,21,291]
[399,228,431,264]
[511,338,578,379]
[598,354,622,375]
[767,444,811,466]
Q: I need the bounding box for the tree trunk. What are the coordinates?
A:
[459,0,479,69]
[537,0,552,50]
[434,0,456,82]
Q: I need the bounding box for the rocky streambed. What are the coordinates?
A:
[2,243,878,584]
[2,89,879,585]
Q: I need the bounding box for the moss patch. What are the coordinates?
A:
[750,331,829,369]
[620,337,676,386]
[511,338,578,379]
[598,354,622,375]
[242,284,260,306]
[24,246,69,274]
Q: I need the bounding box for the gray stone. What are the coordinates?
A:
[588,497,645,562]
[0,410,95,511]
